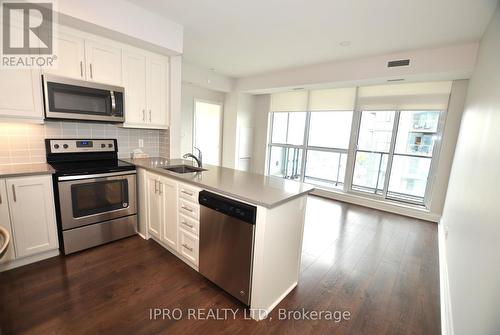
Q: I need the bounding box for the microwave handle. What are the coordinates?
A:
[110,91,116,115]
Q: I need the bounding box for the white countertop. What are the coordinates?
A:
[124,157,314,208]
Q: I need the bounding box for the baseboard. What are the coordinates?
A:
[439,221,454,335]
[0,249,60,272]
[312,188,441,222]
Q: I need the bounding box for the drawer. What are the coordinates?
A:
[179,213,199,236]
[178,228,199,266]
[179,198,199,220]
[178,183,199,203]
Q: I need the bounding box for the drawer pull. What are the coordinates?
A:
[181,220,194,229]
[182,243,193,252]
[181,190,193,196]
[181,206,193,212]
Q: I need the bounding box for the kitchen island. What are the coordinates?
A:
[124,157,315,320]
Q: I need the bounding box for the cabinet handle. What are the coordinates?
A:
[181,190,193,196]
[158,182,163,195]
[154,180,158,194]
[149,110,151,122]
[142,109,145,122]
[90,63,93,79]
[181,220,194,229]
[80,61,83,78]
[182,243,193,252]
[0,192,2,204]
[11,185,16,202]
[181,205,193,212]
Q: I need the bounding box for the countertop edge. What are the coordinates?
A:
[129,161,314,209]
[0,165,55,178]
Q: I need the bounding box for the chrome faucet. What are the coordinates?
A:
[183,146,203,167]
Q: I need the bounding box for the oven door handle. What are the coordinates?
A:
[58,170,137,181]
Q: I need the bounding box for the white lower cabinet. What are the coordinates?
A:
[141,170,200,268]
[0,175,58,269]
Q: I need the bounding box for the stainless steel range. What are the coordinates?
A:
[46,139,137,255]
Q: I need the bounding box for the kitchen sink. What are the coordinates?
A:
[163,165,207,174]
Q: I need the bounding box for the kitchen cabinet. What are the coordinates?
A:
[146,173,162,240]
[122,49,148,125]
[85,39,122,86]
[178,228,199,266]
[147,55,169,127]
[122,51,169,129]
[0,180,15,264]
[44,31,85,80]
[160,176,178,250]
[0,68,43,122]
[5,175,58,258]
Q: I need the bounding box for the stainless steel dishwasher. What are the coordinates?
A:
[199,190,257,306]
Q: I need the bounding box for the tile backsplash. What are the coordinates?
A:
[0,121,169,165]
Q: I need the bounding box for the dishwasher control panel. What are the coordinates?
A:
[199,191,256,224]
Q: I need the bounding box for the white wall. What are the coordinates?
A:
[183,62,235,93]
[441,4,500,335]
[235,94,255,171]
[252,95,271,174]
[180,83,226,156]
[236,43,478,93]
[57,0,183,54]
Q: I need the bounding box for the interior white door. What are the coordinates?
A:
[194,100,223,166]
[6,176,58,258]
[45,32,85,79]
[147,55,169,126]
[146,174,162,239]
[122,50,147,125]
[0,180,15,264]
[160,177,177,249]
[85,39,122,85]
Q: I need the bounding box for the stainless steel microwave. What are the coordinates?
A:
[42,74,125,123]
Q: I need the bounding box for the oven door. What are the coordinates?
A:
[57,171,136,230]
[43,74,124,122]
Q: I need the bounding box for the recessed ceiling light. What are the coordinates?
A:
[339,41,351,47]
[209,68,216,72]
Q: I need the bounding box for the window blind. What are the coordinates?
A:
[308,88,356,111]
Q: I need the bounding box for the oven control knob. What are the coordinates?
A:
[53,144,60,149]
[108,144,113,148]
[101,144,106,148]
[63,144,68,149]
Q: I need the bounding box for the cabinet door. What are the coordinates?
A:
[0,68,43,121]
[85,39,122,86]
[160,177,177,249]
[122,49,147,125]
[6,176,58,258]
[45,32,85,79]
[0,180,15,264]
[147,55,169,127]
[146,173,162,239]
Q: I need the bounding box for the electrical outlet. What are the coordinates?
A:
[138,139,144,148]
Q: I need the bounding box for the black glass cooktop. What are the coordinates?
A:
[50,159,135,176]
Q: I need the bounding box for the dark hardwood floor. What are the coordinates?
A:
[0,196,440,335]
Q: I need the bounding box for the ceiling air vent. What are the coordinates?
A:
[387,59,410,68]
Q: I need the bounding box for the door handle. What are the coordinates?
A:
[181,220,194,229]
[11,185,16,202]
[80,61,83,78]
[90,63,93,79]
[181,205,193,212]
[182,243,193,252]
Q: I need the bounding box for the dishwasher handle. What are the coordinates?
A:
[199,190,256,225]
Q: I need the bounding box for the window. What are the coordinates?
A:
[267,83,449,208]
[194,100,223,165]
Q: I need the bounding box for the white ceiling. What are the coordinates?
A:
[128,0,498,78]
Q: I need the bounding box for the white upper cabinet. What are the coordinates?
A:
[0,68,43,122]
[147,55,169,127]
[122,51,170,129]
[85,39,122,86]
[6,175,58,258]
[0,180,15,264]
[122,49,148,126]
[45,31,86,80]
